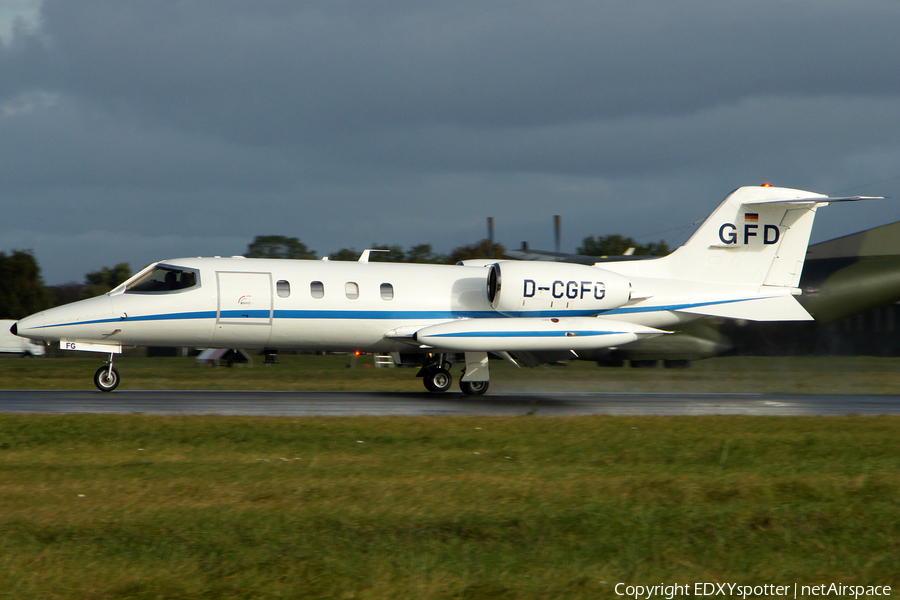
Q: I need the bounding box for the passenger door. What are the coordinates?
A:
[212,271,273,348]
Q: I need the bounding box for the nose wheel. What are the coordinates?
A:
[94,354,120,392]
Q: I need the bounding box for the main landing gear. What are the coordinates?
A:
[459,380,489,396]
[418,353,489,396]
[423,365,453,393]
[93,353,120,392]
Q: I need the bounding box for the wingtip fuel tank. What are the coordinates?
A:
[414,317,668,352]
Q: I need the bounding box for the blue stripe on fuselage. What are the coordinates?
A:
[29,311,218,329]
[220,310,271,319]
[28,296,764,330]
[599,296,762,316]
[427,330,624,338]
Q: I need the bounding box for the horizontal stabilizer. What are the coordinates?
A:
[675,295,813,322]
[741,195,882,206]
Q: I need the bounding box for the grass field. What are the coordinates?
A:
[0,356,898,598]
[0,414,897,599]
[1,353,900,394]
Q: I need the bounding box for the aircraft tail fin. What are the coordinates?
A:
[635,186,880,288]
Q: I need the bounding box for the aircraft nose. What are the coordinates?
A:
[9,322,16,336]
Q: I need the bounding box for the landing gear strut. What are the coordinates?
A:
[93,353,120,392]
[459,351,490,396]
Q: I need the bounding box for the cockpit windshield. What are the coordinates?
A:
[125,265,199,293]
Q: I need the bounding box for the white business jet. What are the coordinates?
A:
[11,186,880,393]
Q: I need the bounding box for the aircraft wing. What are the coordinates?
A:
[497,350,575,368]
[386,325,601,367]
[410,317,668,352]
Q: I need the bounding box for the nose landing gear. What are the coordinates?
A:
[94,354,120,392]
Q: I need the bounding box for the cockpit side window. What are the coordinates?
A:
[125,266,200,293]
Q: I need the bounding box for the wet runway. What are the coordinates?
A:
[0,390,898,416]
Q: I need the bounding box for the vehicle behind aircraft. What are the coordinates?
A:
[11,186,882,393]
[0,320,45,357]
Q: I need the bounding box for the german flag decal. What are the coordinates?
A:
[745,213,759,222]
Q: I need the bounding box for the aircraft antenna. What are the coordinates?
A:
[554,215,561,253]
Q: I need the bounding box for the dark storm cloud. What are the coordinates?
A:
[2,0,900,283]
[0,95,302,193]
[15,1,900,142]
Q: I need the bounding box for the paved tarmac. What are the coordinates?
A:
[0,390,898,416]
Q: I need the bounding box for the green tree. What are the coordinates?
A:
[446,239,506,264]
[329,248,361,261]
[329,244,448,263]
[0,250,50,319]
[405,244,447,264]
[246,235,316,259]
[577,234,669,257]
[82,263,132,298]
[47,282,86,307]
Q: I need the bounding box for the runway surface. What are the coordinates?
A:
[0,390,899,416]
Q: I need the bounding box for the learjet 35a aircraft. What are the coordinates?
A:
[11,186,882,393]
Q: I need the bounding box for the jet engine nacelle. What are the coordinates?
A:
[487,261,632,316]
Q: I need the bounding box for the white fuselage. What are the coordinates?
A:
[16,258,489,351]
[17,258,492,352]
[13,255,786,354]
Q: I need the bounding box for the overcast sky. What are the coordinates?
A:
[2,1,900,284]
